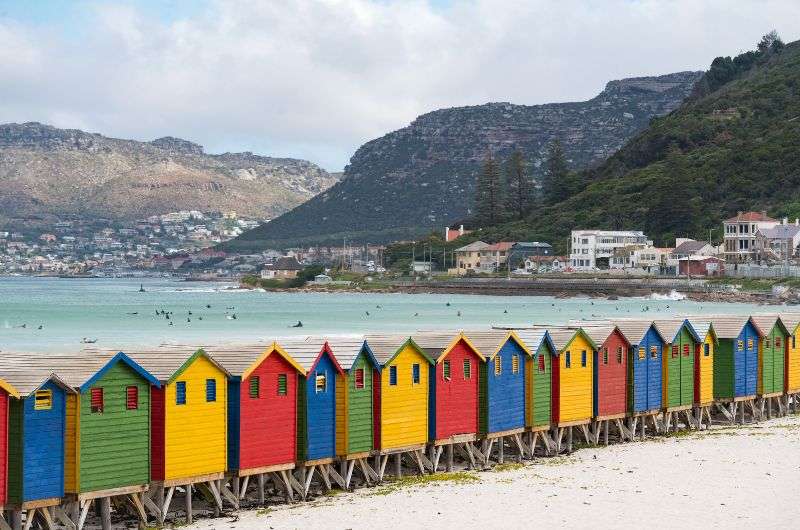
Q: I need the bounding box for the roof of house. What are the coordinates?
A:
[724,211,777,223]
[686,319,716,342]
[269,256,304,271]
[750,314,788,335]
[363,334,434,366]
[759,225,800,239]
[410,331,485,362]
[611,320,666,344]
[780,312,800,333]
[454,241,490,252]
[0,353,74,397]
[513,241,553,249]
[580,324,625,347]
[485,242,515,252]
[651,319,701,343]
[460,330,530,359]
[123,346,230,382]
[514,329,556,355]
[310,335,378,371]
[700,315,762,339]
[672,240,711,255]
[277,338,344,374]
[527,326,597,352]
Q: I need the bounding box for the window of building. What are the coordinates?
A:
[671,345,679,358]
[538,355,545,373]
[738,340,744,351]
[277,374,288,396]
[91,387,105,412]
[126,386,139,410]
[463,359,472,379]
[316,371,327,392]
[747,338,753,349]
[354,368,365,389]
[616,347,623,364]
[512,355,520,374]
[412,364,420,384]
[581,350,587,367]
[34,389,52,410]
[603,348,608,365]
[249,376,260,398]
[650,345,657,359]
[565,351,571,368]
[175,382,186,405]
[443,360,451,380]
[638,347,645,361]
[776,337,782,348]
[206,379,217,402]
[388,365,398,386]
[765,338,771,348]
[495,355,502,376]
[704,344,710,357]
[682,344,690,357]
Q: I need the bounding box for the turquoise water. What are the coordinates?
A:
[0,277,777,352]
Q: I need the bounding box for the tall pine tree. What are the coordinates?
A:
[542,139,570,204]
[475,152,504,226]
[505,149,532,219]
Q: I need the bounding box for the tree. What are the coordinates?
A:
[475,152,505,226]
[505,149,533,219]
[758,30,784,54]
[542,139,570,204]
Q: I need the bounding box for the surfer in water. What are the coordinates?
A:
[292,321,304,328]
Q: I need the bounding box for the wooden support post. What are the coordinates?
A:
[498,437,505,464]
[604,420,610,445]
[257,474,265,505]
[446,444,454,472]
[10,511,21,530]
[566,426,573,453]
[395,454,402,478]
[99,497,112,530]
[185,484,193,524]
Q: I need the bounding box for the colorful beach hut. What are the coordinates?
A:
[412,331,484,467]
[652,319,700,414]
[708,315,762,422]
[581,325,630,444]
[514,329,557,454]
[0,355,73,528]
[686,320,717,407]
[751,315,789,399]
[781,312,800,396]
[363,334,434,475]
[126,347,230,521]
[538,326,597,452]
[207,342,304,507]
[614,320,665,418]
[55,350,160,529]
[278,338,345,495]
[464,330,531,463]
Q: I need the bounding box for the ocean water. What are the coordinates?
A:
[0,277,780,352]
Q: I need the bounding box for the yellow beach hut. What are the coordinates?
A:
[127,347,231,523]
[781,312,800,397]
[686,319,717,427]
[364,334,434,477]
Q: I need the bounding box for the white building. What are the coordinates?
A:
[723,211,779,262]
[569,230,651,270]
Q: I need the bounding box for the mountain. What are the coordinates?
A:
[474,37,800,251]
[0,122,338,225]
[225,71,702,250]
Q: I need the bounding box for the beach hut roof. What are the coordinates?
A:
[701,315,762,339]
[651,319,701,343]
[363,334,435,366]
[780,312,800,334]
[610,320,666,345]
[304,335,379,371]
[410,331,486,362]
[750,314,790,336]
[514,329,557,357]
[200,342,305,379]
[123,346,230,383]
[0,352,75,397]
[276,338,344,375]
[39,350,160,390]
[528,326,598,353]
[686,319,718,344]
[461,330,531,359]
[578,324,626,347]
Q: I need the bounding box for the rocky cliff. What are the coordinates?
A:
[228,71,703,249]
[0,122,338,224]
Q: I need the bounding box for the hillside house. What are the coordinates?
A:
[723,211,779,262]
[260,256,304,279]
[756,221,800,260]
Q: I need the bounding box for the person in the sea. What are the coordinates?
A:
[293,321,303,328]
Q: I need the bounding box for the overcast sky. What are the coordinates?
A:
[1,1,799,171]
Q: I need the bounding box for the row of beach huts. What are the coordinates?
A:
[1,313,799,529]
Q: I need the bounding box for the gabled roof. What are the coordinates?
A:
[759,225,800,239]
[278,338,344,376]
[651,319,701,343]
[750,314,790,337]
[0,353,75,397]
[410,331,486,363]
[514,329,557,357]
[701,315,763,339]
[686,319,718,344]
[485,242,515,252]
[528,326,598,353]
[461,330,531,359]
[780,312,800,334]
[53,351,161,390]
[580,325,629,348]
[363,335,435,366]
[202,342,305,379]
[123,346,230,384]
[312,335,379,372]
[671,240,711,255]
[611,320,666,345]
[454,241,490,252]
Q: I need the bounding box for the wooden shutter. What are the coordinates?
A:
[538,355,545,373]
[176,381,186,405]
[412,364,420,384]
[512,355,519,374]
[355,369,365,389]
[91,387,104,413]
[126,386,138,410]
[463,359,472,379]
[277,374,288,395]
[206,379,217,402]
[249,376,260,398]
[34,390,52,410]
[494,355,502,376]
[443,360,451,380]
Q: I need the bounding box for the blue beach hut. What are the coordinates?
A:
[614,320,666,413]
[466,330,532,437]
[0,354,74,522]
[708,315,762,399]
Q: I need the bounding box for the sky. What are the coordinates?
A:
[1,1,799,171]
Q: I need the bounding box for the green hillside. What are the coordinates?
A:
[476,36,800,252]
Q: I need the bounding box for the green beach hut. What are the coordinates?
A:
[752,315,789,398]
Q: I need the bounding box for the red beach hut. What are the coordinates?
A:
[583,325,630,420]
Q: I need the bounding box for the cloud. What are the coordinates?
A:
[1,0,799,170]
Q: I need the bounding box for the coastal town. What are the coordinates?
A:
[3,210,800,282]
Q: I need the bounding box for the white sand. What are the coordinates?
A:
[189,416,800,530]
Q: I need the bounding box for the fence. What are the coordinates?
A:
[725,264,800,279]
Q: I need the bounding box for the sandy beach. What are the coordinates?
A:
[187,415,800,530]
